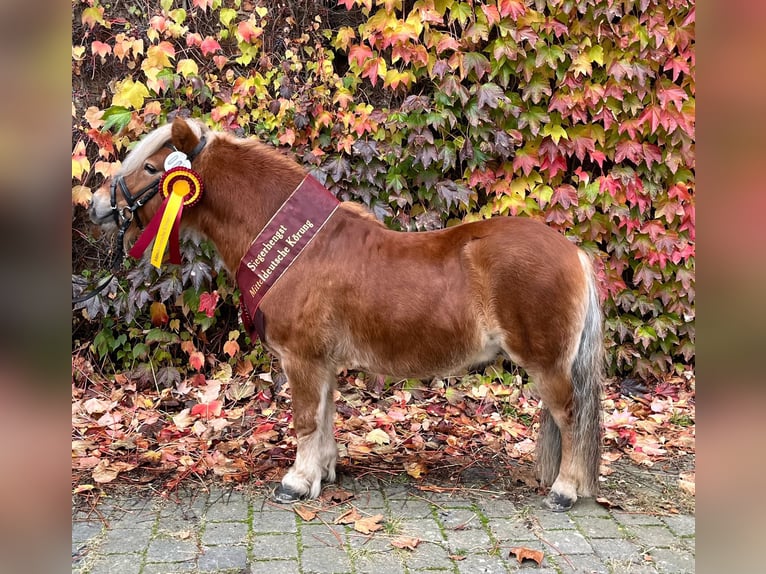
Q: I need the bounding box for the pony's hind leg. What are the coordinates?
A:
[274,360,338,503]
[534,369,580,511]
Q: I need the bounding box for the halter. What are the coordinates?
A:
[73,134,207,304]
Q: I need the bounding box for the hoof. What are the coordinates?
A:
[273,484,306,504]
[543,491,575,512]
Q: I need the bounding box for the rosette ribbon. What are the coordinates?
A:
[128,166,203,269]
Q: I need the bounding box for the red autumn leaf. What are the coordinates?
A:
[91,41,112,60]
[348,44,373,68]
[150,301,169,326]
[199,290,219,317]
[190,400,222,419]
[200,36,222,57]
[509,546,544,565]
[189,351,205,371]
[550,184,579,209]
[498,0,527,19]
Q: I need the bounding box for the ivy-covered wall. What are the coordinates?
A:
[72,0,695,381]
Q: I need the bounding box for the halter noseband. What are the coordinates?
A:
[73,134,207,308]
[107,136,208,266]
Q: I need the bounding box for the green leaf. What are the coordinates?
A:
[102,106,132,133]
[219,8,237,27]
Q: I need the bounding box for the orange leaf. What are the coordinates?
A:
[223,339,240,357]
[72,185,92,208]
[334,508,362,524]
[150,302,169,326]
[391,536,420,550]
[353,514,384,534]
[294,504,317,522]
[405,461,427,479]
[509,546,544,565]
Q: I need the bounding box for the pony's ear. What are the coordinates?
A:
[170,118,200,156]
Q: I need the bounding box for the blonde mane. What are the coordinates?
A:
[119,118,208,176]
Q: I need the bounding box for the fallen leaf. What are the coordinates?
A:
[596,496,622,510]
[391,536,421,550]
[405,461,427,479]
[509,546,544,565]
[334,508,362,524]
[354,514,384,534]
[449,554,467,561]
[190,400,222,419]
[320,486,354,503]
[73,484,96,494]
[365,428,391,445]
[294,504,317,522]
[678,472,695,495]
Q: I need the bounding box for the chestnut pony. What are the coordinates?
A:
[89,117,603,511]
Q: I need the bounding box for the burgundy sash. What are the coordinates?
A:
[237,175,339,340]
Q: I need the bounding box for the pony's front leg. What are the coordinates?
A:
[274,360,337,503]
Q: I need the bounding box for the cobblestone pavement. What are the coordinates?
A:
[72,476,694,574]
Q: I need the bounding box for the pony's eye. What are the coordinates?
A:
[144,163,159,175]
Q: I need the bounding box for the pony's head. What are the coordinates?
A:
[89,118,209,242]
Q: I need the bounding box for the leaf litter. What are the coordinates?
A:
[72,354,694,515]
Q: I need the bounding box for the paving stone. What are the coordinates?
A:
[251,533,299,560]
[399,518,446,544]
[354,549,407,574]
[251,510,297,533]
[141,563,196,574]
[401,541,454,570]
[99,526,152,554]
[487,518,536,542]
[443,525,492,552]
[567,498,612,518]
[386,497,435,518]
[590,538,642,561]
[301,523,348,547]
[108,511,157,532]
[612,512,664,527]
[682,536,695,554]
[532,509,577,530]
[354,489,387,509]
[550,552,607,573]
[624,524,679,549]
[573,516,625,539]
[660,514,695,537]
[203,497,251,522]
[541,528,593,554]
[301,544,354,573]
[649,547,695,573]
[437,508,480,529]
[145,537,198,563]
[88,553,143,574]
[251,558,301,573]
[202,520,249,545]
[159,501,202,521]
[455,552,509,574]
[197,545,249,571]
[71,520,103,543]
[476,497,519,518]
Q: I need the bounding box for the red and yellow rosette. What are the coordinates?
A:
[128,167,203,268]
